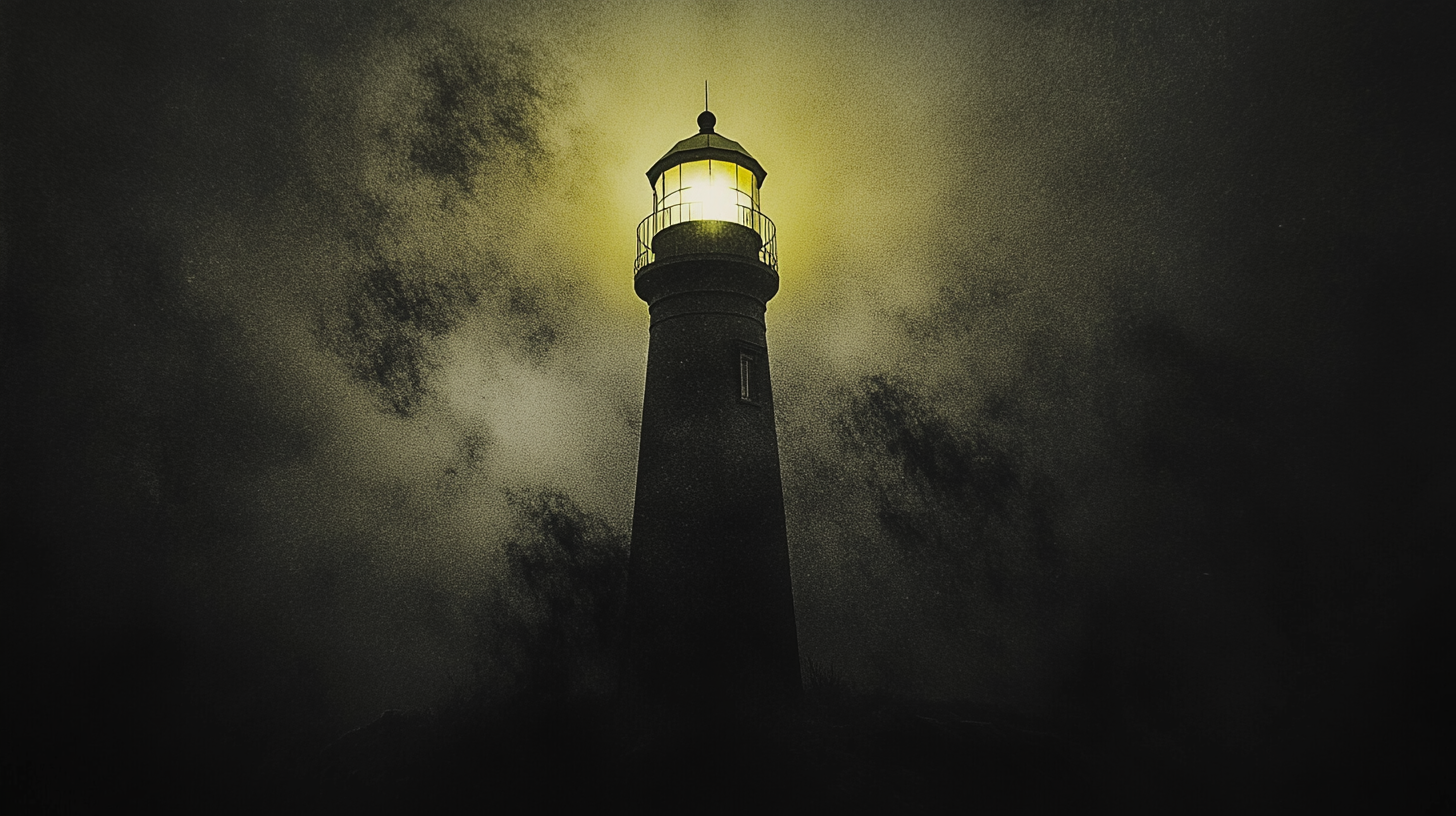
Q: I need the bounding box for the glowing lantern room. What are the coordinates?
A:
[636,110,777,272]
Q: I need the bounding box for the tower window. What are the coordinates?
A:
[735,340,766,406]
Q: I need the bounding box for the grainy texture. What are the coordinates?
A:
[3,0,1448,809]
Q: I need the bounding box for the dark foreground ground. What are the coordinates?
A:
[8,676,1450,815]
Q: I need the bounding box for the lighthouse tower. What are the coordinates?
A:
[623,109,801,712]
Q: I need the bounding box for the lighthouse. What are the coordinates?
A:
[623,109,801,712]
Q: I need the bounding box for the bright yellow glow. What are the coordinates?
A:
[658,159,756,223]
[516,0,966,308]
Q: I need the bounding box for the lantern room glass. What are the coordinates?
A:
[654,159,759,223]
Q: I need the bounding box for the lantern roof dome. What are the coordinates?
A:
[647,110,767,188]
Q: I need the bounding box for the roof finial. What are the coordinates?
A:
[697,81,716,134]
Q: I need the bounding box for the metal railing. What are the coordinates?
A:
[635,203,777,273]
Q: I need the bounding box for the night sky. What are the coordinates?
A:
[4,0,1450,807]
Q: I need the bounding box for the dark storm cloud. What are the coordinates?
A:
[775,0,1449,760]
[3,0,627,757]
[832,374,1059,600]
[478,489,627,696]
[303,13,562,416]
[322,256,480,417]
[408,32,546,194]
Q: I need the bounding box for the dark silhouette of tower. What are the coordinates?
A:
[623,110,801,713]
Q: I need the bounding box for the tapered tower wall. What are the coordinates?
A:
[624,249,801,709]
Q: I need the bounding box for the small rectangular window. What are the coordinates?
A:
[739,354,752,402]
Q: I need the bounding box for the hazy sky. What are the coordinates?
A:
[5,0,1448,770]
